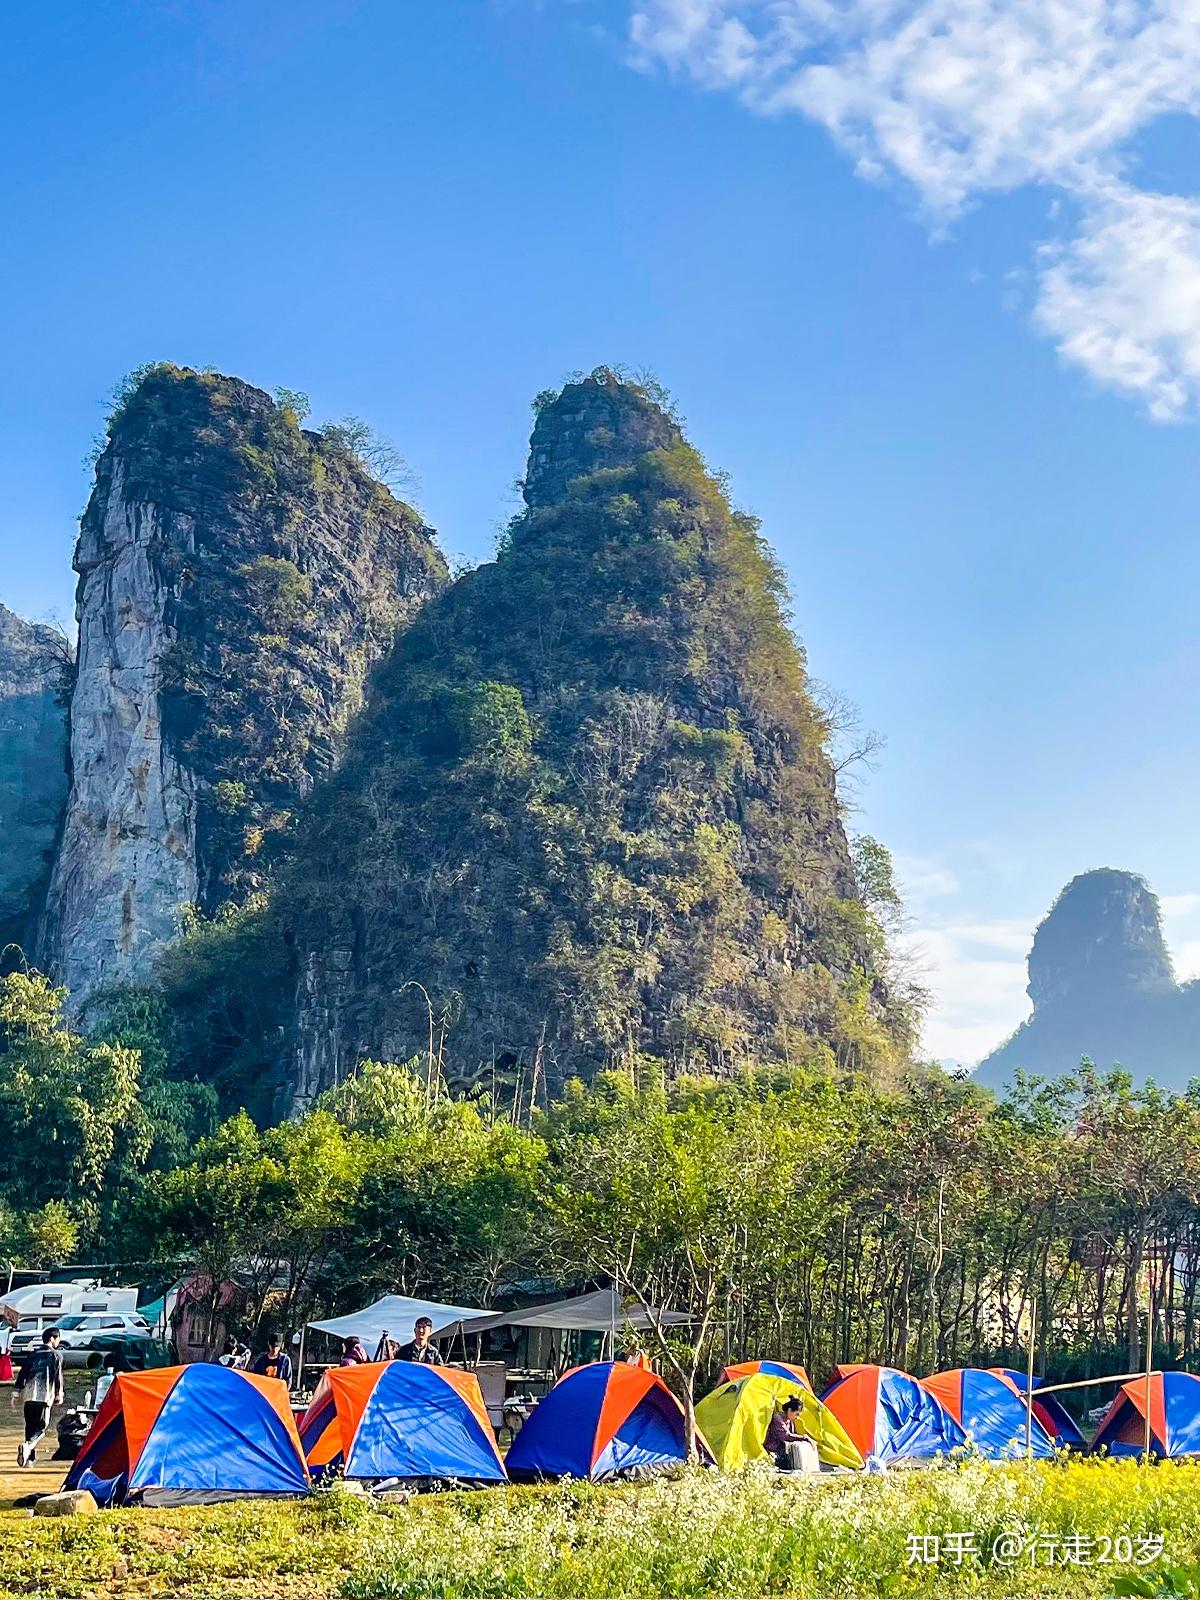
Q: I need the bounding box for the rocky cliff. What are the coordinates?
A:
[0,606,69,957]
[975,868,1200,1090]
[40,366,446,1008]
[282,369,906,1109]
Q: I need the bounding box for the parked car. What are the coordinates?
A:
[82,1334,173,1373]
[9,1311,153,1365]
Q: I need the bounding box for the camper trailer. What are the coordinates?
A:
[0,1280,139,1356]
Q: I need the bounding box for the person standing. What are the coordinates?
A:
[11,1328,64,1467]
[396,1316,444,1365]
[339,1336,369,1365]
[249,1334,293,1387]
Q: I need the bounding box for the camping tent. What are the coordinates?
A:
[455,1289,690,1337]
[63,1365,309,1506]
[920,1369,1055,1459]
[696,1371,862,1471]
[505,1360,700,1480]
[299,1360,506,1483]
[308,1294,489,1351]
[988,1368,1085,1449]
[1090,1372,1200,1459]
[721,1359,812,1390]
[820,1364,968,1468]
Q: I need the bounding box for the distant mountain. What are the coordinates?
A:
[974,868,1200,1092]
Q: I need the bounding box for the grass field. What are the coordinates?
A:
[2,1458,1199,1600]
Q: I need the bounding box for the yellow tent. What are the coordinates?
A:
[696,1372,864,1472]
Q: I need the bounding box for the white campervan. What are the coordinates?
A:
[0,1280,139,1356]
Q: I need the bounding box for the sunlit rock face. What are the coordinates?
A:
[975,869,1200,1092]
[39,365,445,1011]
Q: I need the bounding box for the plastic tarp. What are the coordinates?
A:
[921,1369,1055,1459]
[988,1368,1086,1448]
[308,1294,489,1347]
[506,1360,700,1480]
[696,1371,863,1471]
[298,1360,506,1482]
[64,1364,309,1505]
[1091,1372,1200,1459]
[453,1288,690,1336]
[821,1365,968,1468]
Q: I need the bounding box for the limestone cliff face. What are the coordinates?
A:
[41,365,445,1008]
[975,869,1200,1090]
[283,369,901,1110]
[0,606,69,955]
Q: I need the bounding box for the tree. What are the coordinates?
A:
[542,1071,748,1455]
[0,971,149,1219]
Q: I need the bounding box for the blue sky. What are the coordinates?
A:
[3,0,1199,1062]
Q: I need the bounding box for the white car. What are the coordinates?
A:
[9,1312,153,1365]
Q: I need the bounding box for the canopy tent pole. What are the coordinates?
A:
[1024,1295,1036,1464]
[1144,1274,1154,1463]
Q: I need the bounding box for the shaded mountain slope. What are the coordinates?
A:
[282,370,909,1107]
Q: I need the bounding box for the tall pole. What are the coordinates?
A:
[1143,1271,1154,1463]
[1025,1294,1037,1463]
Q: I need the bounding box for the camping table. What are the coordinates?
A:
[506,1369,553,1400]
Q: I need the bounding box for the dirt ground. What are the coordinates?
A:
[0,1372,91,1507]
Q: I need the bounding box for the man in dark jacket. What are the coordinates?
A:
[396,1316,444,1365]
[11,1328,65,1466]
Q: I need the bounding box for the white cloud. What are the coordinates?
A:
[906,915,1034,1063]
[1160,892,1200,917]
[1037,183,1200,419]
[625,0,1200,417]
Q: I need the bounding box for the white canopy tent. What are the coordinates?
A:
[450,1288,691,1337]
[308,1294,490,1352]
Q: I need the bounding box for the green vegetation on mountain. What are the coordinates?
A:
[285,370,915,1100]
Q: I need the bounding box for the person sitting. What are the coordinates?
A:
[339,1336,369,1366]
[250,1334,293,1387]
[764,1395,805,1469]
[396,1316,444,1365]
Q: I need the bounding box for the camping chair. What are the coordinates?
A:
[474,1360,530,1443]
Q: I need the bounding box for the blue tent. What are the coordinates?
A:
[988,1367,1086,1449]
[922,1368,1055,1458]
[506,1361,697,1481]
[1091,1372,1200,1459]
[820,1363,968,1467]
[64,1364,309,1505]
[299,1360,506,1482]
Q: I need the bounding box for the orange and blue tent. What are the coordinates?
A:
[920,1368,1055,1459]
[505,1360,701,1480]
[1090,1372,1200,1459]
[299,1361,506,1483]
[820,1363,968,1467]
[987,1368,1085,1449]
[63,1364,309,1506]
[722,1359,812,1390]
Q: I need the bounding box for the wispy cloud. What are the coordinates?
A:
[624,0,1200,418]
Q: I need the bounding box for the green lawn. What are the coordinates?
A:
[2,1460,1198,1599]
